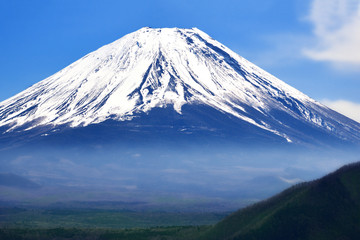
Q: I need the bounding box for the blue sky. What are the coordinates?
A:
[1,0,359,121]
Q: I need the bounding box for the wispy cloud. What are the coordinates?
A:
[132,153,141,158]
[303,0,360,67]
[321,99,360,123]
[162,168,189,174]
[278,176,303,184]
[235,166,284,174]
[11,155,33,165]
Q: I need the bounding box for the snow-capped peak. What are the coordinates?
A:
[0,27,359,143]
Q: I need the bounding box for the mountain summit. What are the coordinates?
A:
[0,27,359,145]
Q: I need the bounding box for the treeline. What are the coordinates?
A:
[0,226,207,240]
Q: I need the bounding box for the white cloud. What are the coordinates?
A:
[321,99,360,122]
[303,0,360,66]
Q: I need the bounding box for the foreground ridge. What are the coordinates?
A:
[202,161,360,240]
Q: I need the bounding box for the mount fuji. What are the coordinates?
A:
[1,27,360,206]
[0,27,359,148]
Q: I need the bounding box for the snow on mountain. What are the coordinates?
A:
[0,27,359,144]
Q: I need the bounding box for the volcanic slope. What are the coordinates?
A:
[0,27,359,146]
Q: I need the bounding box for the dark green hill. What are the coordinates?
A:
[202,162,360,240]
